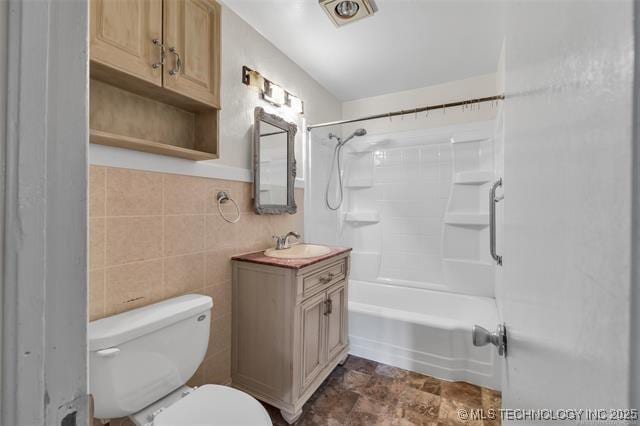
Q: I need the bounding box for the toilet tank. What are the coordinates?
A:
[89,294,213,420]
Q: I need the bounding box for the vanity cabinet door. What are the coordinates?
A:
[300,292,326,393]
[163,0,221,108]
[90,0,163,86]
[326,282,348,361]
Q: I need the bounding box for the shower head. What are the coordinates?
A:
[340,128,367,145]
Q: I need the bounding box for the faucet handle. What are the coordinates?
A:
[272,235,285,250]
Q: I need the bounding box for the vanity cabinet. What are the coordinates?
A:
[231,249,351,424]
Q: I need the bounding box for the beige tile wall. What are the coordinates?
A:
[89,165,304,410]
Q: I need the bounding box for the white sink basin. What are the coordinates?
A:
[264,244,331,259]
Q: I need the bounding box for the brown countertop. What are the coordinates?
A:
[231,246,352,270]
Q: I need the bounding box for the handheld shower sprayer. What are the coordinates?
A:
[325,128,367,210]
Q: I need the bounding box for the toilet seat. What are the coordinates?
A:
[150,385,271,426]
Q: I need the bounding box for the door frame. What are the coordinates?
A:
[632,0,640,410]
[2,0,89,424]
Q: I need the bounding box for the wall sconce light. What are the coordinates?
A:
[264,81,286,106]
[286,93,304,114]
[242,66,304,114]
[246,69,264,90]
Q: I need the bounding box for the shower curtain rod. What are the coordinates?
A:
[306,94,505,131]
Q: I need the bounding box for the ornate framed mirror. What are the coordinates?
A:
[253,107,297,214]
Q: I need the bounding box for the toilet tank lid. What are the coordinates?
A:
[89,294,213,351]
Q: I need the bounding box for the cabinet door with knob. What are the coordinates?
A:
[163,0,221,108]
[300,292,327,393]
[326,282,347,362]
[90,0,163,86]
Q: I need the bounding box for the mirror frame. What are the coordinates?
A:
[253,107,298,215]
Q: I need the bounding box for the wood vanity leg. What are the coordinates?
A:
[338,353,349,366]
[281,408,303,424]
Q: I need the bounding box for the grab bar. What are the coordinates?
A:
[490,178,503,266]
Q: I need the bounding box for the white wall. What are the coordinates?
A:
[305,127,343,246]
[218,6,340,173]
[0,0,6,412]
[341,73,498,136]
[501,0,633,410]
[90,5,342,183]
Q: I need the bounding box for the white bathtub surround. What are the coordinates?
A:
[443,125,497,297]
[348,280,501,390]
[336,121,497,296]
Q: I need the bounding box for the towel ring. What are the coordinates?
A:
[217,191,240,223]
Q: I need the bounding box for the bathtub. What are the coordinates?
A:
[348,280,501,390]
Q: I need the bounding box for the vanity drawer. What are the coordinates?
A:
[302,260,346,298]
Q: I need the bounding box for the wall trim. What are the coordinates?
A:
[631,0,640,409]
[3,0,89,424]
[90,144,305,188]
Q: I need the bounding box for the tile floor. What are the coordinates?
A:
[263,356,501,426]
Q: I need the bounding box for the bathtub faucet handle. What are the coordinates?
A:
[472,323,507,357]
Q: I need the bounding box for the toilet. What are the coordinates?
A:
[89,294,271,425]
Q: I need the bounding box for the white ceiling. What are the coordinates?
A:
[222,0,505,101]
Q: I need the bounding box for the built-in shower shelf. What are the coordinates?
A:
[444,213,489,226]
[443,258,492,267]
[454,170,493,185]
[443,258,495,296]
[344,211,380,223]
[346,178,373,188]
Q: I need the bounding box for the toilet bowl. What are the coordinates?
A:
[89,294,271,425]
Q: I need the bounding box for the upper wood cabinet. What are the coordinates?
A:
[90,0,221,110]
[89,0,221,161]
[164,0,221,108]
[90,0,163,87]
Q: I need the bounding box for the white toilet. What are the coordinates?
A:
[89,294,271,426]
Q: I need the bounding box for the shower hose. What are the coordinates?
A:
[325,142,345,211]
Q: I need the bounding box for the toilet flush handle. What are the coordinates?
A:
[95,347,120,358]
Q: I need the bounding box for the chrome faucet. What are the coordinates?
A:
[272,231,301,250]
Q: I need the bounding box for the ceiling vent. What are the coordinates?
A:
[319,0,378,27]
